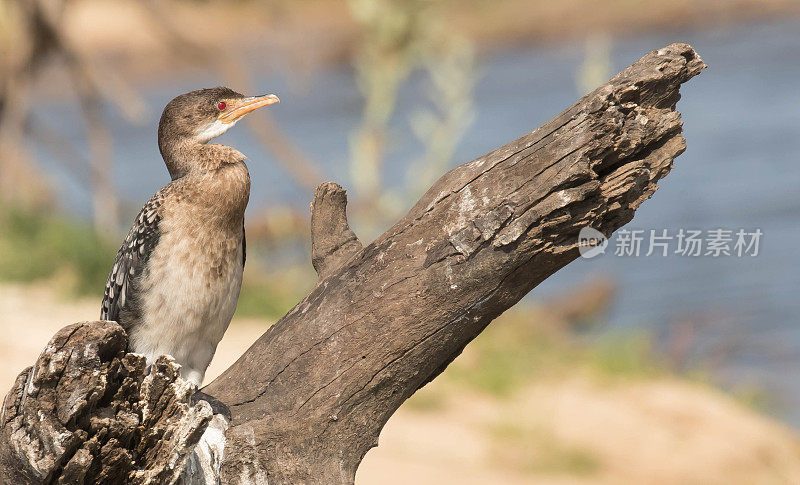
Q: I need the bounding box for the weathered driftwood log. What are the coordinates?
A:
[0,42,705,484]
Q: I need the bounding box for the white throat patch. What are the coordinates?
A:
[196,119,237,144]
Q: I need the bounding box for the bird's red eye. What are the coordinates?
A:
[217,102,226,110]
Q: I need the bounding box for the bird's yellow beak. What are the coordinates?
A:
[218,94,280,124]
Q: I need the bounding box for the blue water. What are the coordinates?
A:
[30,20,800,423]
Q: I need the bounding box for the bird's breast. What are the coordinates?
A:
[129,219,244,383]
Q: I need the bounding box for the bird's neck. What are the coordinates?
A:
[160,140,246,180]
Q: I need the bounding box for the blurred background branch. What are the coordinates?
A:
[0,0,151,235]
[347,0,476,236]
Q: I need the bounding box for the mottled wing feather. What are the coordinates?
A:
[100,190,165,324]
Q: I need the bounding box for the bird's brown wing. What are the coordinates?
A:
[100,190,165,325]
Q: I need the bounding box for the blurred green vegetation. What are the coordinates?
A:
[487,421,600,475]
[235,266,314,319]
[442,309,664,398]
[587,331,661,378]
[0,207,115,296]
[405,307,773,421]
[730,384,774,414]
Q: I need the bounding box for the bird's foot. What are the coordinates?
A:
[191,389,232,421]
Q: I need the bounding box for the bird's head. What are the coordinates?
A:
[158,87,279,176]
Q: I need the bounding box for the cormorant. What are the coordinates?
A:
[101,87,279,386]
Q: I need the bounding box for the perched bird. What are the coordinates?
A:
[101,87,279,386]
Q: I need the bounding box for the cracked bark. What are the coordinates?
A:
[0,322,213,484]
[0,43,705,484]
